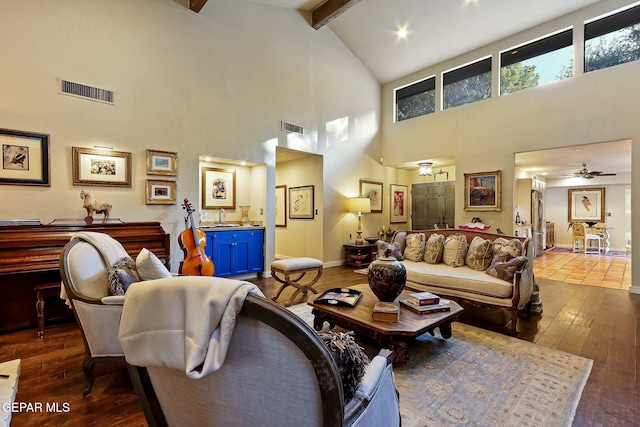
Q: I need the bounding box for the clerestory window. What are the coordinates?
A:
[442,57,491,110]
[394,76,436,122]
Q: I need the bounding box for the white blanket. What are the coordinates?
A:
[118,276,264,379]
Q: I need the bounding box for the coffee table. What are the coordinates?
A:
[308,284,463,364]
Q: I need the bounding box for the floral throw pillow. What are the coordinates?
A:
[423,233,445,264]
[376,241,404,260]
[486,255,528,282]
[403,233,426,262]
[465,236,494,271]
[492,237,524,261]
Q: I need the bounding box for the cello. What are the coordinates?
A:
[178,198,215,276]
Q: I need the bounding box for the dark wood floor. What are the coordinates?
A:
[1,264,637,426]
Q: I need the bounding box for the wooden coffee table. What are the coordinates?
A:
[308,284,463,364]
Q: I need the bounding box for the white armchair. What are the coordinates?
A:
[119,278,400,427]
[59,232,129,396]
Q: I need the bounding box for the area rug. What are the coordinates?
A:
[288,303,592,427]
[546,246,630,258]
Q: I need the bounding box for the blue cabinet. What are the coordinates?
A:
[205,228,264,278]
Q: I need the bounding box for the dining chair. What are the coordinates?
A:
[571,223,602,253]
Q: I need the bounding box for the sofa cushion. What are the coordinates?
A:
[465,236,494,271]
[442,235,467,267]
[106,257,140,296]
[492,237,524,260]
[377,241,404,261]
[486,255,528,282]
[136,248,172,280]
[403,260,513,299]
[423,233,445,264]
[403,233,425,262]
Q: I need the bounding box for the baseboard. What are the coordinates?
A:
[629,286,640,295]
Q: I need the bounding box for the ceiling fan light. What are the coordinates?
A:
[418,162,433,176]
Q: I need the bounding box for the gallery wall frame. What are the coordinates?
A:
[201,167,236,209]
[568,187,605,223]
[390,184,408,223]
[145,179,177,205]
[360,179,383,213]
[275,185,287,227]
[464,170,502,211]
[72,147,132,187]
[289,185,314,219]
[146,149,178,176]
[0,128,50,186]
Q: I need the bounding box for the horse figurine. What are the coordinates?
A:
[80,191,112,224]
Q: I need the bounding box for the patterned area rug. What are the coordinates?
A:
[546,246,630,258]
[288,303,592,427]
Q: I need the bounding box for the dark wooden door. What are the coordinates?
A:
[411,182,455,229]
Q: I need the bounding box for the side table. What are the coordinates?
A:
[343,243,377,267]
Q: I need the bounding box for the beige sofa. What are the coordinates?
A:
[390,229,536,335]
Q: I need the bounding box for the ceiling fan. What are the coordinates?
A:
[573,163,616,179]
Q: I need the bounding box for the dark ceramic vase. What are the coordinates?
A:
[367,251,406,302]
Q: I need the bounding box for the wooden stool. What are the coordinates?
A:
[35,283,62,338]
[271,258,323,307]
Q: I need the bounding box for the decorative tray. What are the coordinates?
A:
[314,288,362,308]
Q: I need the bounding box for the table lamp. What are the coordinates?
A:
[349,197,371,245]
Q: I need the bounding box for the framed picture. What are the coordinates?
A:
[72,147,132,187]
[360,179,383,213]
[145,179,177,205]
[568,187,605,223]
[146,149,177,176]
[201,167,236,209]
[0,128,50,186]
[390,184,408,223]
[275,185,287,227]
[289,185,314,219]
[464,170,502,211]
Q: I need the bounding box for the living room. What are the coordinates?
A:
[0,0,639,425]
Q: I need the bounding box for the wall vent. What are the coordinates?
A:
[59,79,115,105]
[281,121,304,135]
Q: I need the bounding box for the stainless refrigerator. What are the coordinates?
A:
[531,190,545,256]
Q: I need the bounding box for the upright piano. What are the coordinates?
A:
[0,221,170,333]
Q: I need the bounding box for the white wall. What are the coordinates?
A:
[0,0,381,271]
[381,0,640,291]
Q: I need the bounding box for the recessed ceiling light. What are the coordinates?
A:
[397,27,408,39]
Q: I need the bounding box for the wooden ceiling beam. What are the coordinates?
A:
[311,0,360,30]
[189,0,208,13]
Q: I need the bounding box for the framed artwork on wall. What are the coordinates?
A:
[390,184,408,223]
[568,187,605,223]
[275,185,287,227]
[201,167,236,209]
[464,170,502,211]
[72,147,132,187]
[360,179,383,213]
[0,128,50,186]
[145,179,177,205]
[289,185,314,219]
[146,149,178,176]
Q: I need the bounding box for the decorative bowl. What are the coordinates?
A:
[364,237,379,244]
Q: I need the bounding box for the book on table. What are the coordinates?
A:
[406,291,440,306]
[399,299,451,314]
[371,301,399,322]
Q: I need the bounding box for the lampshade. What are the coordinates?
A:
[418,162,433,176]
[349,197,371,214]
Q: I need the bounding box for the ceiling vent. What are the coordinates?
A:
[59,79,115,105]
[281,121,304,135]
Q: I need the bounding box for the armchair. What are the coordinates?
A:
[59,232,130,396]
[119,278,400,427]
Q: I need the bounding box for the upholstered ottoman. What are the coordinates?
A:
[271,258,323,307]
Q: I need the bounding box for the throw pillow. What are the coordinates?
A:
[402,233,426,262]
[106,257,140,296]
[442,235,468,267]
[391,231,408,254]
[319,331,369,402]
[136,248,172,280]
[492,237,524,261]
[376,241,404,261]
[465,236,494,271]
[486,255,528,282]
[423,233,445,264]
